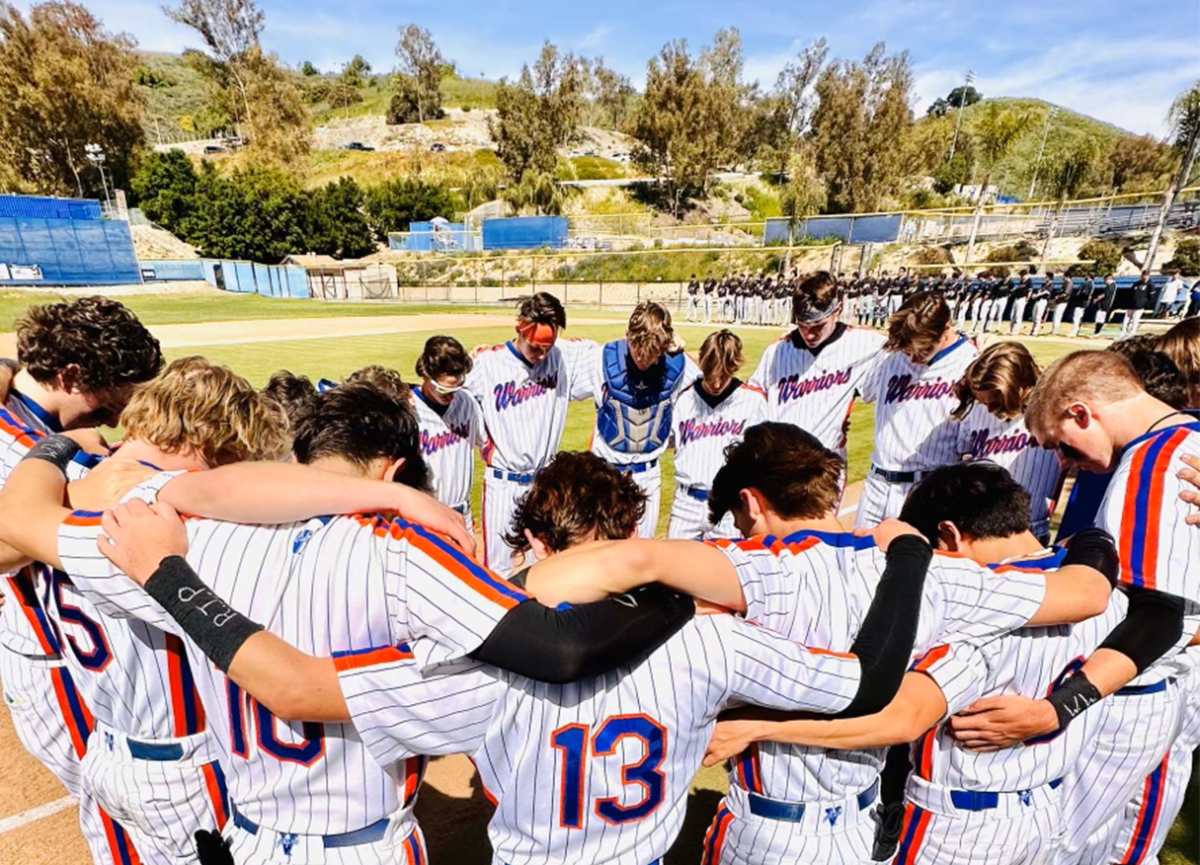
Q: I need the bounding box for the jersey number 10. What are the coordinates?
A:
[551,713,667,828]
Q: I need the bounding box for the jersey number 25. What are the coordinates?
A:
[551,713,666,828]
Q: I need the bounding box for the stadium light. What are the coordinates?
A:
[84,143,114,214]
[948,69,976,163]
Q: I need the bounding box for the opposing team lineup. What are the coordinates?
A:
[1,279,1199,865]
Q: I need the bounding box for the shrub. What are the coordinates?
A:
[1069,239,1124,278]
[1164,238,1200,276]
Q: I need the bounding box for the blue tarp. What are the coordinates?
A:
[482,216,569,250]
[0,216,140,286]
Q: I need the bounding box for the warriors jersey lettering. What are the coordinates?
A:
[956,406,1063,539]
[672,383,767,490]
[338,614,861,865]
[57,471,528,835]
[862,335,978,471]
[467,340,595,473]
[749,326,885,451]
[412,389,486,510]
[1097,420,1200,687]
[715,531,1047,802]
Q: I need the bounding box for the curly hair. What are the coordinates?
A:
[504,451,645,554]
[261,371,316,429]
[344,365,411,404]
[415,336,472,381]
[16,296,163,392]
[121,356,290,467]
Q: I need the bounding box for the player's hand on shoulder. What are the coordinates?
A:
[854,518,925,552]
[947,694,1058,751]
[1177,454,1200,526]
[469,343,491,359]
[67,457,155,513]
[97,499,188,586]
[391,486,476,558]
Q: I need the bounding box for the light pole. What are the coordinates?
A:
[948,69,976,162]
[84,143,113,214]
[1028,106,1059,200]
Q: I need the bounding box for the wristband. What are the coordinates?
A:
[1062,528,1120,587]
[143,556,263,672]
[23,435,82,477]
[1045,670,1102,730]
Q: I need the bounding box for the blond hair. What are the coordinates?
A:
[1156,317,1200,408]
[699,330,744,382]
[1024,350,1144,435]
[952,342,1041,421]
[626,302,674,359]
[122,356,290,467]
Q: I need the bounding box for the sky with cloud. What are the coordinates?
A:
[28,0,1200,136]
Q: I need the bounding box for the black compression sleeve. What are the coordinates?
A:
[470,585,695,683]
[1045,671,1102,730]
[1097,587,1186,673]
[1062,528,1120,587]
[839,535,932,717]
[23,435,82,476]
[143,556,263,672]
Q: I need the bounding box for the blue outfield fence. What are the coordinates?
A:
[1,216,140,286]
[765,214,903,245]
[482,216,569,250]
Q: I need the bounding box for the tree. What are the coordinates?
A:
[626,31,753,215]
[1164,238,1200,276]
[589,57,634,129]
[490,41,585,186]
[184,164,309,262]
[779,146,827,223]
[748,38,827,174]
[810,42,915,213]
[306,177,374,259]
[393,24,444,123]
[947,85,981,109]
[1041,139,1099,260]
[964,103,1030,263]
[0,2,145,197]
[130,149,200,234]
[342,54,371,88]
[362,178,454,240]
[1145,80,1200,273]
[300,60,318,76]
[328,79,363,114]
[1106,134,1174,193]
[166,0,310,166]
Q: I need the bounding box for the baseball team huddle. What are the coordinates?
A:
[0,277,1199,865]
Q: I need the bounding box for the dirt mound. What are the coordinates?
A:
[130,224,199,259]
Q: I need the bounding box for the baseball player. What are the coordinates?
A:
[1048,274,1073,336]
[703,463,1124,865]
[703,272,716,324]
[667,331,767,540]
[1008,269,1032,335]
[466,293,594,575]
[0,299,161,818]
[969,274,990,336]
[1028,272,1051,336]
[91,448,931,865]
[1067,275,1094,338]
[949,350,1200,865]
[520,423,1115,865]
[716,277,732,324]
[856,291,978,527]
[413,336,486,530]
[951,343,1063,542]
[1092,274,1119,337]
[5,376,694,865]
[572,302,700,538]
[986,275,1010,333]
[686,274,701,322]
[261,370,317,429]
[748,271,885,459]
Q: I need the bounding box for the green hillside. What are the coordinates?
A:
[920,97,1131,201]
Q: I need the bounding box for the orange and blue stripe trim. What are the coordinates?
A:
[64,510,105,528]
[894,803,931,865]
[0,406,43,449]
[165,635,206,737]
[735,743,763,793]
[332,643,415,672]
[1120,755,1168,864]
[701,805,734,865]
[1120,428,1190,589]
[403,755,429,808]
[98,807,142,865]
[50,666,94,758]
[201,762,230,830]
[9,571,60,655]
[402,830,426,865]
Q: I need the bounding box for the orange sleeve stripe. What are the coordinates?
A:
[805,646,858,660]
[332,645,414,672]
[64,511,104,527]
[911,644,950,672]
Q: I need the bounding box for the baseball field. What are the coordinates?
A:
[0,289,1194,864]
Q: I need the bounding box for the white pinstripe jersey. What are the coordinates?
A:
[955,406,1063,538]
[412,388,485,509]
[1097,421,1200,687]
[748,327,886,451]
[573,342,702,466]
[338,613,861,865]
[57,470,530,835]
[717,531,1047,802]
[0,392,98,657]
[862,335,978,471]
[914,549,1128,792]
[467,340,594,473]
[671,382,768,490]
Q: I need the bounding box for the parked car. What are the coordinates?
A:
[340,142,374,151]
[430,142,446,152]
[203,145,226,154]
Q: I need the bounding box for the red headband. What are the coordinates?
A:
[518,321,559,347]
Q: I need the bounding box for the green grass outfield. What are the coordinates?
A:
[0,292,1194,864]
